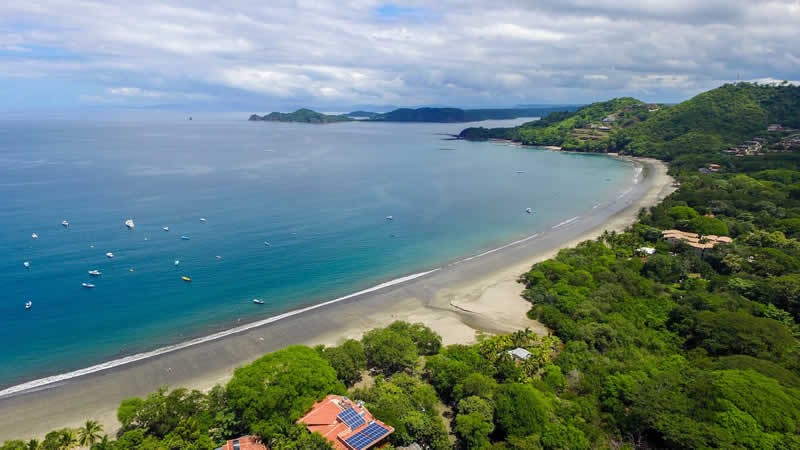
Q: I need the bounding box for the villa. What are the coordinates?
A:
[216,436,268,450]
[662,229,732,257]
[298,395,394,450]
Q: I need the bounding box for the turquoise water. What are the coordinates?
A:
[0,116,633,388]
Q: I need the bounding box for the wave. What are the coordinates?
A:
[552,216,580,229]
[457,233,540,264]
[0,268,440,399]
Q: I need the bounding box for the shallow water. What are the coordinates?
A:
[0,116,633,388]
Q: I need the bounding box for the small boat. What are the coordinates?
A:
[62,220,70,227]
[82,282,95,288]
[144,237,149,241]
[25,301,32,310]
[162,226,169,231]
[174,260,180,266]
[31,233,38,240]
[386,215,394,221]
[23,261,30,268]
[105,252,114,258]
[182,276,191,282]
[88,269,102,276]
[125,219,135,229]
[526,208,533,214]
[129,268,134,272]
[516,171,525,174]
[264,241,271,247]
[215,255,222,260]
[253,299,265,305]
[181,236,190,240]
[200,218,207,223]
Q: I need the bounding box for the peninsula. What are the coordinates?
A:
[248,108,354,123]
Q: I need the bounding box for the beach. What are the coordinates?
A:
[0,156,673,441]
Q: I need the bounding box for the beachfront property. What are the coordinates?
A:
[507,347,532,361]
[662,229,732,257]
[297,395,394,450]
[215,436,267,450]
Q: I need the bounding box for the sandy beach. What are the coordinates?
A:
[0,156,674,441]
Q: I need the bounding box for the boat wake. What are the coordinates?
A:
[0,268,440,399]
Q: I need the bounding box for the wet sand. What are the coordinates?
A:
[0,157,674,441]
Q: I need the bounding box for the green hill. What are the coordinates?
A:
[249,108,354,123]
[368,106,580,122]
[459,83,800,164]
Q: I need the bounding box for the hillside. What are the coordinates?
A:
[249,108,354,123]
[459,83,800,164]
[369,106,580,123]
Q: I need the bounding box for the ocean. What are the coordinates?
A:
[0,115,633,389]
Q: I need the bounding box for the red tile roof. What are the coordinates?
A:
[298,395,394,450]
[218,436,268,450]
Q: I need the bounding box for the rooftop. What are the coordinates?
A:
[298,395,394,450]
[662,229,732,250]
[507,347,532,360]
[216,436,268,450]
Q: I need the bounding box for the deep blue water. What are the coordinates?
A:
[0,116,633,388]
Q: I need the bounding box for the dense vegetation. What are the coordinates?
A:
[368,106,580,123]
[6,83,800,449]
[248,108,354,123]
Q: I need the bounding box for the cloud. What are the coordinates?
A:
[0,0,798,109]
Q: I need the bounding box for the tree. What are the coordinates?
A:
[454,412,493,449]
[77,420,103,447]
[319,339,367,386]
[494,384,551,438]
[90,435,112,450]
[690,215,729,236]
[226,346,345,435]
[388,321,443,355]
[362,327,418,374]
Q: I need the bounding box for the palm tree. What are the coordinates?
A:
[57,428,78,449]
[77,420,104,447]
[90,435,112,450]
[26,439,39,450]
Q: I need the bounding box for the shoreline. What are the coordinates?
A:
[0,156,674,441]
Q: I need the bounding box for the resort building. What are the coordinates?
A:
[298,395,394,450]
[662,229,732,257]
[215,436,268,450]
[507,347,532,361]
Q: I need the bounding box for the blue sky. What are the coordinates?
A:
[1,1,798,112]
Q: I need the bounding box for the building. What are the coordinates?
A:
[507,347,532,361]
[708,163,721,172]
[636,247,656,256]
[662,229,732,257]
[602,115,617,123]
[216,436,267,450]
[768,124,784,132]
[298,395,394,450]
[598,126,611,132]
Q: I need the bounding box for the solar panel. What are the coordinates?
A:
[361,423,391,440]
[344,432,373,450]
[338,407,366,429]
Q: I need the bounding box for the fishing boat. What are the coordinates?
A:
[125,219,135,229]
[23,261,30,268]
[181,236,190,240]
[88,269,102,276]
[174,260,180,266]
[182,276,191,282]
[253,299,265,305]
[82,282,95,288]
[162,226,169,231]
[31,233,38,240]
[25,301,32,310]
[386,215,394,221]
[200,218,207,223]
[62,220,70,227]
[215,255,222,260]
[105,252,114,258]
[526,208,533,214]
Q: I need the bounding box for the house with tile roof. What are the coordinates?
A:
[298,395,394,450]
[215,436,268,450]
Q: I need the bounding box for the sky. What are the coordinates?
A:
[1,0,799,112]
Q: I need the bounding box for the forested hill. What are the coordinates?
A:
[248,109,354,123]
[368,106,580,122]
[459,82,800,163]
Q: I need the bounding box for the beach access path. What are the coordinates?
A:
[0,156,674,441]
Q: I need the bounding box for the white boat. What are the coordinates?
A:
[181,235,190,240]
[174,260,180,266]
[88,270,102,276]
[253,299,265,305]
[25,301,32,310]
[62,220,70,227]
[31,233,38,240]
[162,226,169,231]
[215,255,222,260]
[105,252,114,258]
[264,241,271,247]
[386,215,394,221]
[200,218,207,222]
[125,219,135,229]
[82,282,95,288]
[23,261,30,268]
[526,208,533,214]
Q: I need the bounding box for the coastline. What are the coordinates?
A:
[0,156,674,441]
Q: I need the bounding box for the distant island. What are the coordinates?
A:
[248,108,354,124]
[249,106,581,124]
